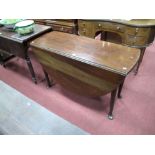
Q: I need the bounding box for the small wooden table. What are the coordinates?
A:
[0,24,52,83]
[30,31,140,119]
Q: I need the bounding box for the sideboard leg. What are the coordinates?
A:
[134,47,146,75]
[108,88,117,120]
[117,79,125,98]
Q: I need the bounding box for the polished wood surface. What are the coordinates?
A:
[30,31,140,119]
[30,31,140,96]
[78,19,155,48]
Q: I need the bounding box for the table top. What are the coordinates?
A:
[0,24,52,44]
[30,31,140,76]
[80,19,155,27]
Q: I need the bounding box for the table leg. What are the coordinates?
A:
[0,53,3,64]
[25,52,37,84]
[0,51,15,67]
[117,79,125,99]
[134,47,146,75]
[108,88,117,120]
[43,69,53,87]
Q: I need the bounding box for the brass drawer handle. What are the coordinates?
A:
[133,36,137,44]
[116,26,121,30]
[135,28,139,34]
[61,27,64,31]
[98,24,102,27]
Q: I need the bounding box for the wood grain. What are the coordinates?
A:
[30,31,140,97]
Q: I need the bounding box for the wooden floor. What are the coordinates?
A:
[0,81,88,135]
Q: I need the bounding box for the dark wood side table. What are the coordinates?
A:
[0,24,52,83]
[30,31,140,119]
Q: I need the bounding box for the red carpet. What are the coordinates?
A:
[0,40,155,135]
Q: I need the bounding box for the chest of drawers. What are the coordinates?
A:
[78,19,155,48]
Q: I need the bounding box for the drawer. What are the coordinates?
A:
[78,28,95,38]
[124,35,147,47]
[94,22,125,33]
[34,19,46,25]
[46,24,74,34]
[126,27,150,36]
[78,28,87,36]
[78,20,90,29]
[78,21,95,37]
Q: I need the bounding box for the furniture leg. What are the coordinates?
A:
[43,69,53,87]
[0,53,4,64]
[134,47,146,75]
[0,51,15,67]
[25,52,37,84]
[117,79,125,98]
[108,88,117,120]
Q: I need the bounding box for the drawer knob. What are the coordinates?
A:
[61,27,64,30]
[98,24,102,27]
[117,26,120,30]
[135,28,139,34]
[83,29,86,33]
[133,36,137,44]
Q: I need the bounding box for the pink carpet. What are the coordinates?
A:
[0,40,155,135]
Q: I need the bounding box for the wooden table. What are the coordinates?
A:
[0,24,52,83]
[78,19,155,73]
[30,31,140,119]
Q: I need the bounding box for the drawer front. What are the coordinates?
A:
[124,35,147,47]
[94,22,125,33]
[79,21,125,37]
[78,21,95,37]
[126,27,150,36]
[46,24,74,34]
[34,19,47,25]
[78,20,87,28]
[79,28,88,36]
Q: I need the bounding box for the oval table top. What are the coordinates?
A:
[31,31,140,76]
